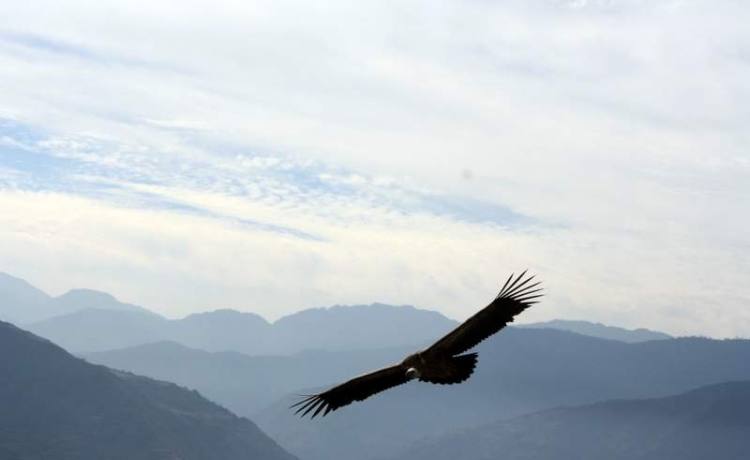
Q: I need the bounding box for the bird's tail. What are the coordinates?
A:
[450,352,478,383]
[422,352,478,385]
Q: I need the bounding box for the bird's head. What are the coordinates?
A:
[405,367,421,380]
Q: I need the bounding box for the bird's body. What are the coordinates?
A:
[292,271,542,418]
[401,350,478,384]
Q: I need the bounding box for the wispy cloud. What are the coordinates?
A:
[0,120,526,229]
[0,31,102,61]
[0,29,191,74]
[0,0,748,336]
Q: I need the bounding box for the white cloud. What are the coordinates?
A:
[0,0,748,336]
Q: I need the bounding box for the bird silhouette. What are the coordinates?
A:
[291,271,542,418]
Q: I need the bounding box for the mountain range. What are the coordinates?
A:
[0,272,154,324]
[391,380,750,460]
[4,272,673,354]
[254,329,750,460]
[519,318,671,342]
[86,341,413,415]
[0,320,296,460]
[27,304,455,354]
[85,327,750,460]
[3,272,750,460]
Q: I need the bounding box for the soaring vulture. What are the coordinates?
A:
[291,270,542,418]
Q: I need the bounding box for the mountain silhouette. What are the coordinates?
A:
[0,272,154,323]
[255,329,750,460]
[86,328,750,460]
[518,319,671,342]
[0,320,296,460]
[391,381,750,460]
[0,272,55,323]
[28,303,457,354]
[9,272,674,354]
[86,341,413,415]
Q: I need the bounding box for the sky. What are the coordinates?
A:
[0,0,748,337]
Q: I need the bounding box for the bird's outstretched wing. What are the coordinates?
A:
[426,271,542,356]
[291,364,410,418]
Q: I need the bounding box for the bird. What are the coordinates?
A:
[291,270,542,418]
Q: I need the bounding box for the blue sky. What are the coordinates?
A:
[0,0,748,336]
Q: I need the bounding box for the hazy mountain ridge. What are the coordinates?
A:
[0,320,296,460]
[518,319,672,342]
[5,273,679,355]
[85,328,750,460]
[0,272,50,324]
[5,274,749,460]
[28,302,458,354]
[86,340,414,415]
[391,380,750,460]
[0,272,155,323]
[255,330,750,460]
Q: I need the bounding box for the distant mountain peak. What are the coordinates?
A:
[57,288,118,303]
[52,288,156,316]
[0,271,48,292]
[0,271,53,323]
[183,308,270,322]
[518,319,671,343]
[276,302,452,321]
[1,272,160,323]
